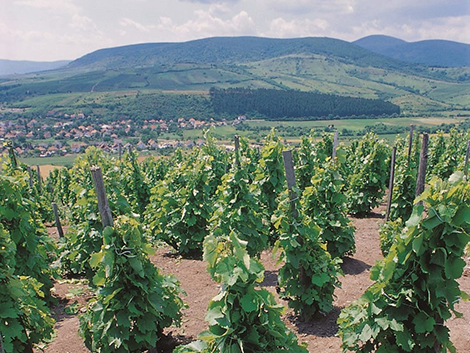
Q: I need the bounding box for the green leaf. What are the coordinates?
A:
[92,272,106,286]
[89,252,104,268]
[444,257,465,279]
[359,324,374,342]
[240,293,258,313]
[389,319,403,332]
[103,251,115,278]
[381,257,396,282]
[412,313,435,333]
[429,248,447,267]
[129,257,144,277]
[103,226,115,245]
[406,205,423,228]
[230,342,242,353]
[453,205,470,226]
[205,306,224,325]
[412,233,424,255]
[0,306,19,319]
[421,210,443,230]
[375,317,390,330]
[395,329,414,351]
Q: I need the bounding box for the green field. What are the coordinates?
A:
[19,154,79,167]
[243,116,466,131]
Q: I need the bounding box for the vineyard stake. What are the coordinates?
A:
[7,142,18,169]
[118,143,122,161]
[234,135,240,168]
[385,146,397,221]
[332,130,339,160]
[27,166,33,188]
[52,202,64,238]
[407,124,414,162]
[465,140,470,177]
[282,149,311,299]
[36,165,42,194]
[415,133,429,198]
[282,150,298,218]
[90,166,114,227]
[234,135,240,151]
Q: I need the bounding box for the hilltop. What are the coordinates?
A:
[353,35,470,67]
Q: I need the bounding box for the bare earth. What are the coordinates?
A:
[39,207,470,353]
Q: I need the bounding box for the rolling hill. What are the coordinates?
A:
[66,36,422,72]
[0,36,469,118]
[0,59,70,76]
[353,35,470,67]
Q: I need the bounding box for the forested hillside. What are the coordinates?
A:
[210,88,400,119]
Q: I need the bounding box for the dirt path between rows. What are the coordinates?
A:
[39,207,470,352]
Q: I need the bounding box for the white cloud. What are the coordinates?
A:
[120,9,256,41]
[171,9,255,37]
[15,0,80,14]
[397,16,470,43]
[208,3,231,16]
[264,17,330,38]
[346,15,470,43]
[267,0,355,15]
[69,14,96,31]
[120,18,152,32]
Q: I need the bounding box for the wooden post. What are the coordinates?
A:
[118,144,122,161]
[51,202,64,238]
[282,150,310,298]
[465,140,470,177]
[234,135,240,151]
[27,166,33,188]
[282,150,298,218]
[385,146,397,221]
[415,133,429,198]
[36,165,42,193]
[234,135,240,168]
[90,166,114,227]
[332,130,339,160]
[407,124,414,161]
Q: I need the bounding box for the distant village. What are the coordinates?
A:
[0,113,246,157]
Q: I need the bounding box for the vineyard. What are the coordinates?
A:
[1,128,470,353]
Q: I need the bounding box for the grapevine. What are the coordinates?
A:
[79,215,185,353]
[174,230,308,353]
[338,172,470,352]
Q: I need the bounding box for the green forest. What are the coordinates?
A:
[210,88,400,120]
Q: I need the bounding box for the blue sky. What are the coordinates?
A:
[1,0,469,61]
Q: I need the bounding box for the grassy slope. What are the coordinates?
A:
[4,57,469,117]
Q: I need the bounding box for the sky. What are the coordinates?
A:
[1,0,469,62]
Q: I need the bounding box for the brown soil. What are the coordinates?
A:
[37,207,470,353]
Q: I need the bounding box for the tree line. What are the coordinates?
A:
[210,87,400,119]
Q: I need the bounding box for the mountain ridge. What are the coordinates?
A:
[353,35,470,67]
[65,36,421,72]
